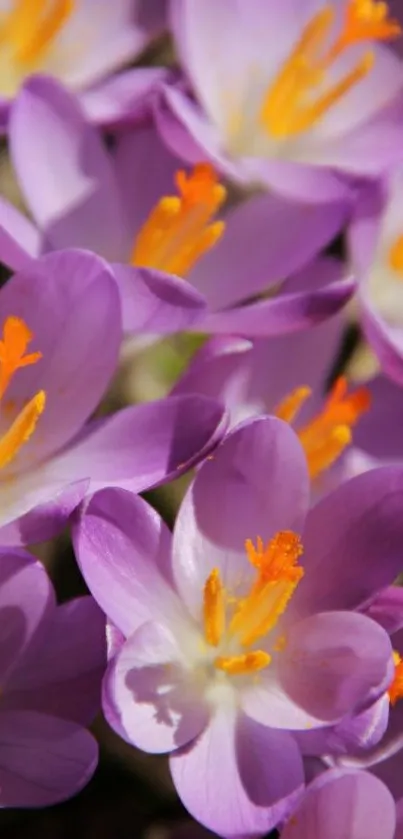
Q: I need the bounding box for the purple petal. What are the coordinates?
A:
[0,197,41,271]
[291,467,403,618]
[103,620,209,753]
[0,710,98,807]
[295,694,390,757]
[281,768,396,839]
[361,298,403,386]
[362,586,403,635]
[81,67,169,129]
[50,394,228,493]
[172,417,309,615]
[10,75,130,260]
[0,478,88,546]
[111,265,207,334]
[189,193,349,312]
[170,706,304,838]
[3,596,106,725]
[354,374,403,460]
[171,335,253,414]
[278,611,393,722]
[0,249,121,468]
[73,488,180,638]
[0,550,55,684]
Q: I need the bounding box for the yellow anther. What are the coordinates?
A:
[131,163,226,277]
[274,386,312,424]
[203,567,225,647]
[389,234,403,275]
[388,651,403,706]
[1,0,74,66]
[260,1,400,140]
[0,389,46,469]
[0,316,42,400]
[215,650,271,676]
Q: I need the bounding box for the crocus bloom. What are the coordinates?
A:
[158,0,403,199]
[0,75,354,337]
[0,0,168,129]
[0,247,226,545]
[0,548,105,806]
[349,167,403,384]
[73,417,403,837]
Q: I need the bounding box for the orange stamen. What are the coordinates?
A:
[297,376,371,479]
[260,1,400,140]
[203,567,225,647]
[0,390,46,469]
[274,386,312,424]
[131,163,226,277]
[0,316,42,400]
[388,651,403,706]
[389,234,403,275]
[215,650,271,675]
[1,0,74,66]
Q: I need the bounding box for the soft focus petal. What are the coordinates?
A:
[170,706,304,838]
[362,586,403,635]
[81,67,169,129]
[172,417,309,615]
[10,76,129,260]
[3,597,106,725]
[0,477,88,546]
[281,768,396,839]
[290,467,403,618]
[0,197,41,271]
[103,620,209,753]
[279,611,393,722]
[0,710,98,807]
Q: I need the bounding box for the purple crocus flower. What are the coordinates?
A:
[0,547,105,806]
[0,0,168,130]
[73,417,403,837]
[0,247,226,546]
[0,74,354,337]
[156,0,403,200]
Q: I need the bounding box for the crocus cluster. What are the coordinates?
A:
[1,1,403,837]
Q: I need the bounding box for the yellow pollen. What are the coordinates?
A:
[0,0,74,67]
[388,234,403,275]
[388,651,403,706]
[131,163,227,277]
[260,1,400,140]
[0,316,45,469]
[276,377,371,480]
[203,567,225,647]
[215,650,271,676]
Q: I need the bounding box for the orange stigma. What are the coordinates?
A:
[275,376,371,480]
[388,651,403,706]
[0,316,45,469]
[260,0,400,140]
[131,163,226,277]
[202,531,304,676]
[0,1,74,66]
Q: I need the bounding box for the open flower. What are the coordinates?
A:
[158,0,403,199]
[0,75,354,337]
[0,0,168,129]
[0,248,226,545]
[0,547,105,806]
[73,417,403,837]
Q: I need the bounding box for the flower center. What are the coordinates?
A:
[388,651,403,705]
[0,316,45,470]
[203,531,304,677]
[130,163,226,277]
[274,376,370,479]
[260,0,400,140]
[0,0,74,68]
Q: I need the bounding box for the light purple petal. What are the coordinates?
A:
[81,67,169,129]
[281,768,396,839]
[10,75,129,260]
[361,298,403,386]
[290,467,403,619]
[73,488,181,638]
[0,550,55,684]
[50,394,227,493]
[111,265,207,334]
[3,596,106,725]
[0,249,121,468]
[0,477,88,546]
[362,586,403,635]
[0,197,41,271]
[279,611,393,722]
[294,693,390,757]
[189,192,349,311]
[170,706,304,838]
[103,620,209,753]
[172,417,309,616]
[0,710,98,807]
